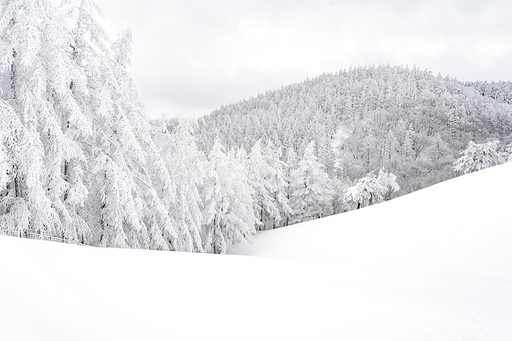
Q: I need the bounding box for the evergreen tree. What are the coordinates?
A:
[427,133,453,171]
[263,139,292,228]
[0,100,33,235]
[289,141,334,224]
[0,0,186,250]
[281,146,299,226]
[202,138,256,254]
[331,175,348,214]
[0,0,89,240]
[156,120,206,252]
[402,125,415,162]
[382,130,400,169]
[245,140,279,231]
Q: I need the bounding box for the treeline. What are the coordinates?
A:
[151,122,402,250]
[151,120,512,256]
[465,80,512,105]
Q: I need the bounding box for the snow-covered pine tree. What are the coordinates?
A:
[281,146,298,226]
[453,140,506,174]
[0,0,91,241]
[60,0,189,249]
[0,0,188,249]
[155,119,206,252]
[331,174,348,215]
[61,0,144,248]
[245,140,280,231]
[289,140,334,224]
[382,130,400,169]
[263,139,292,229]
[202,138,256,254]
[0,103,10,192]
[0,100,33,235]
[427,133,453,171]
[402,125,415,162]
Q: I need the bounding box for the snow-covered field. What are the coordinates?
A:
[1,163,511,341]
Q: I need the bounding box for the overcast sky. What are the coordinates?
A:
[95,0,512,118]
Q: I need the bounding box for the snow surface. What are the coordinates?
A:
[1,163,512,340]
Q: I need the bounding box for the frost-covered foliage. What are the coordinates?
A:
[376,169,400,201]
[343,172,386,210]
[453,141,506,175]
[506,142,512,163]
[465,80,512,104]
[154,120,206,252]
[0,0,197,250]
[263,140,293,229]
[242,140,280,231]
[1,0,90,240]
[196,65,512,199]
[202,138,256,254]
[289,141,334,223]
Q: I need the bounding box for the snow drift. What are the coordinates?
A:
[1,163,512,341]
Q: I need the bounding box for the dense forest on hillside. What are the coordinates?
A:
[195,66,512,196]
[465,80,512,105]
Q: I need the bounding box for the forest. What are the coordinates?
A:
[195,66,512,196]
[1,0,512,253]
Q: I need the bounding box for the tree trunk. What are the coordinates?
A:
[14,175,22,198]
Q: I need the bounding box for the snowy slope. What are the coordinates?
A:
[235,163,512,280]
[1,163,512,341]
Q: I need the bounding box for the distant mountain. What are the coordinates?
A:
[196,65,512,195]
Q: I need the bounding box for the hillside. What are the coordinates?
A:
[2,163,511,341]
[195,65,512,196]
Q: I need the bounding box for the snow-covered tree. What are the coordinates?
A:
[331,175,349,214]
[453,140,506,174]
[281,146,298,226]
[202,138,256,254]
[289,141,334,224]
[376,168,400,201]
[155,120,206,252]
[343,172,386,210]
[401,125,415,162]
[0,0,91,241]
[382,130,400,169]
[244,140,281,231]
[0,0,188,250]
[0,104,10,192]
[505,142,512,163]
[427,133,453,171]
[0,100,32,235]
[62,0,187,249]
[263,139,292,229]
